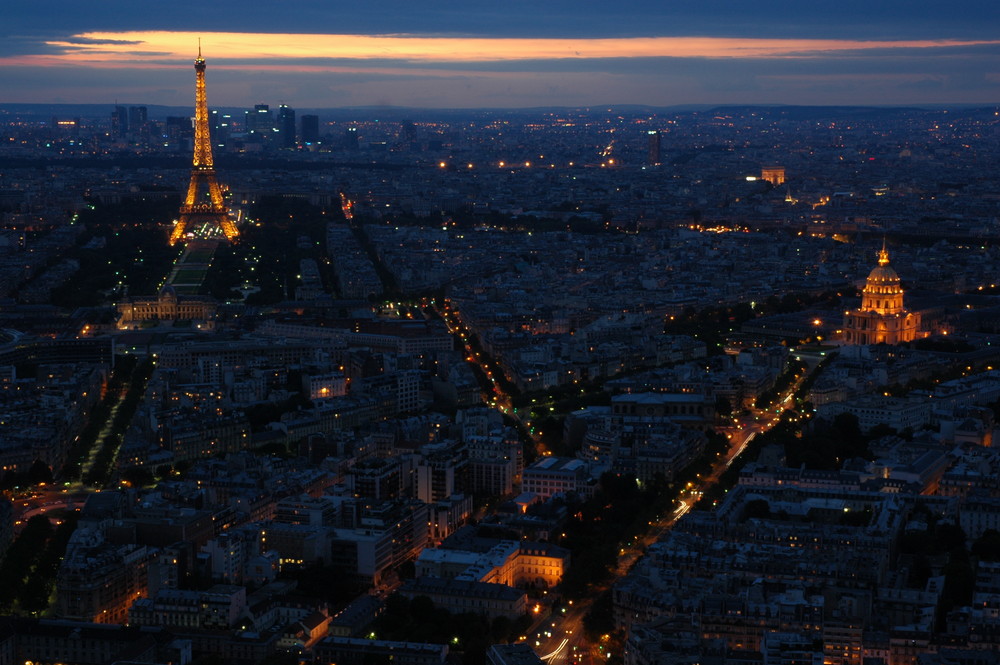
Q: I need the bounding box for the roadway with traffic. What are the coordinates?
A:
[518,370,812,662]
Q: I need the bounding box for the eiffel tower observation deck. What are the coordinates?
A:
[170,45,239,245]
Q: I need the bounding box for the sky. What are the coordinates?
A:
[2,0,999,109]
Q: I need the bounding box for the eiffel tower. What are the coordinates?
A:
[170,45,238,245]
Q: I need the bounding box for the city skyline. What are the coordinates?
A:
[2,0,999,108]
[4,16,1000,656]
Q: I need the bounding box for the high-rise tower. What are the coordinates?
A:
[647,130,661,166]
[301,114,319,144]
[277,104,296,149]
[170,46,238,245]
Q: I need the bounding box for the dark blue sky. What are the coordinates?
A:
[3,1,998,107]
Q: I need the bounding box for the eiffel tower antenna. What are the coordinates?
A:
[170,46,238,245]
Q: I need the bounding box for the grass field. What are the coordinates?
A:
[164,240,219,294]
[171,267,206,280]
[185,246,215,263]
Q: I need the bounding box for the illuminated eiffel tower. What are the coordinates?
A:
[170,45,238,245]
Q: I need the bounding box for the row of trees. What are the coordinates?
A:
[0,459,53,491]
[50,198,182,308]
[573,434,728,648]
[353,204,610,237]
[664,290,847,350]
[755,360,807,410]
[204,197,334,304]
[557,431,731,598]
[696,406,881,510]
[84,357,154,488]
[60,355,138,481]
[372,594,531,665]
[0,513,78,614]
[897,507,985,631]
[793,352,837,402]
[558,474,665,600]
[121,463,175,488]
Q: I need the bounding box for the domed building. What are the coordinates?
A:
[843,244,921,345]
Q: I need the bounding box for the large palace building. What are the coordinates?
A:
[843,244,921,345]
[117,285,217,331]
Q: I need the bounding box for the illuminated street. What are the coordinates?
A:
[526,366,811,661]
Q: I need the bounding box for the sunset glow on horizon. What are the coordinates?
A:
[3,0,999,108]
[23,31,1000,67]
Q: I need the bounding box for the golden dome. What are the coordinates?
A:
[866,245,899,284]
[867,264,900,283]
[843,241,920,345]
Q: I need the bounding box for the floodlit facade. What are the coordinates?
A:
[843,245,921,345]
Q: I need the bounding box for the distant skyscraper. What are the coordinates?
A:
[128,106,147,130]
[301,114,319,143]
[245,103,270,138]
[647,130,661,166]
[217,112,234,147]
[126,106,147,143]
[345,126,359,150]
[277,104,296,148]
[210,110,233,147]
[111,106,128,139]
[401,120,417,142]
[164,116,192,145]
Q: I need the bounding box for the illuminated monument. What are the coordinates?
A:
[170,46,238,245]
[843,244,921,345]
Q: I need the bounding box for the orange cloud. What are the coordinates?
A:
[32,30,1000,66]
